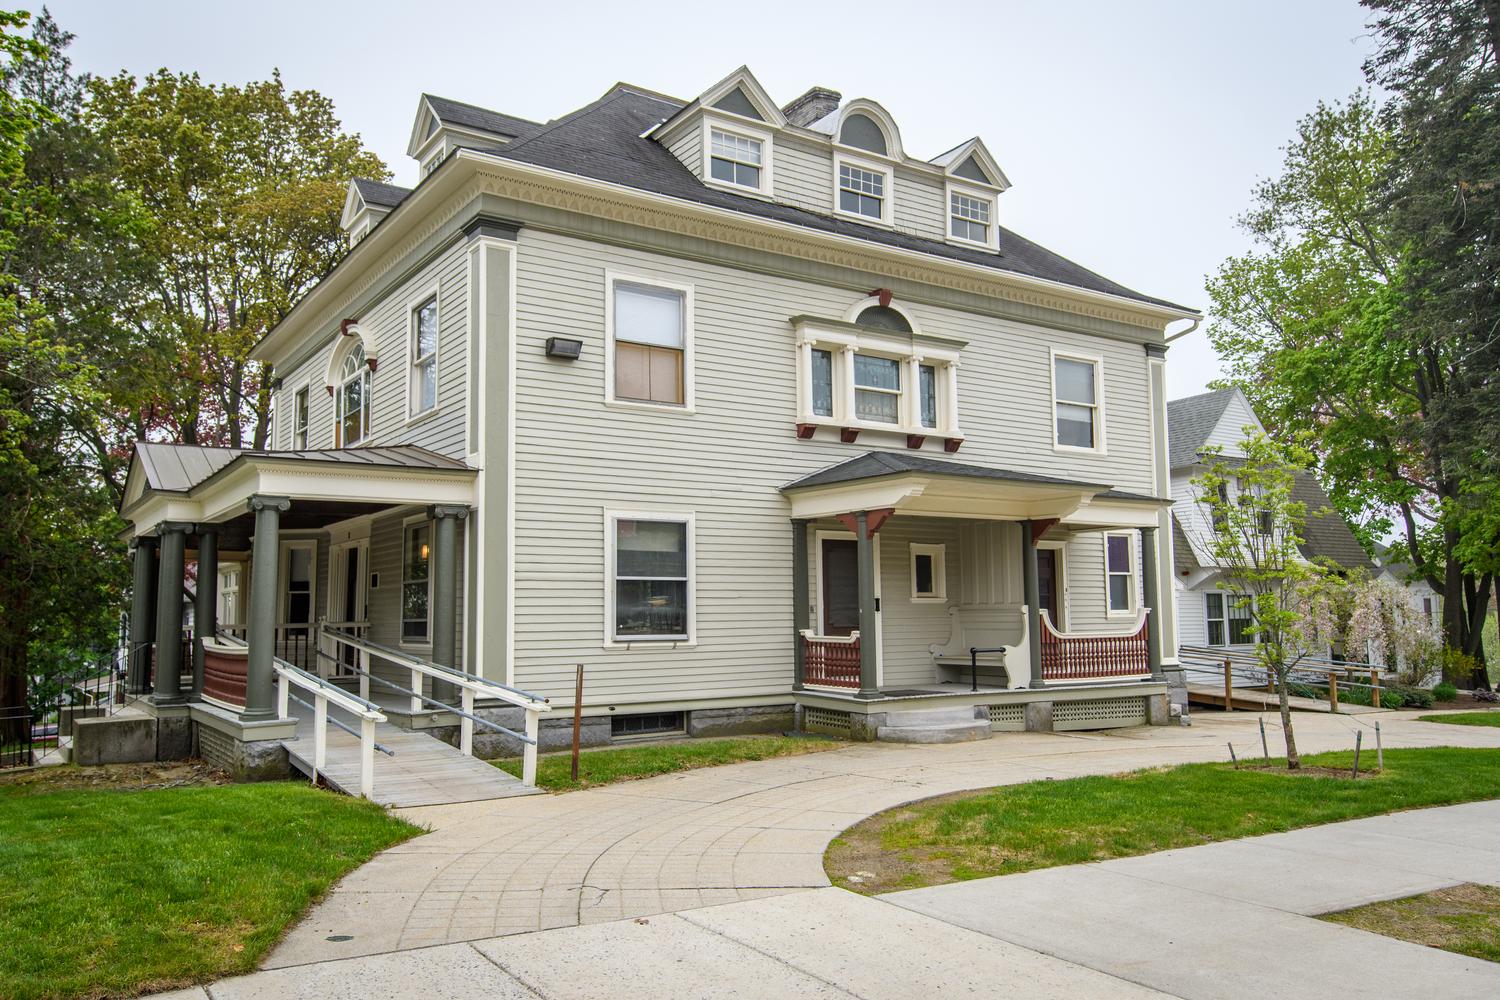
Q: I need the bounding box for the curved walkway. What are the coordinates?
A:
[266,709,1500,968]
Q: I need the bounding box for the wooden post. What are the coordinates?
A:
[409,667,423,714]
[359,716,376,799]
[1223,658,1234,712]
[571,664,584,783]
[313,693,327,782]
[358,647,370,702]
[1351,729,1363,779]
[1370,669,1381,709]
[276,671,289,719]
[523,708,540,787]
[1328,670,1339,713]
[460,687,474,756]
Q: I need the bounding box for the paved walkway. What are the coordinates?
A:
[260,708,1500,966]
[159,794,1500,998]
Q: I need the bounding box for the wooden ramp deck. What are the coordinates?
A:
[1186,685,1385,715]
[282,707,540,809]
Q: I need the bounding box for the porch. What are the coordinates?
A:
[781,452,1174,739]
[114,442,550,800]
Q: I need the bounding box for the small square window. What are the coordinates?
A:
[838,163,885,220]
[950,191,991,244]
[709,128,763,189]
[910,544,946,601]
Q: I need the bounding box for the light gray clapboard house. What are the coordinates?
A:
[1167,388,1376,653]
[118,67,1200,767]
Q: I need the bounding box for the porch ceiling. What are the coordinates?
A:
[781,451,1142,523]
[120,443,476,536]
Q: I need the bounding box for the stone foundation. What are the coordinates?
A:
[73,712,156,765]
[686,704,793,737]
[1024,701,1054,732]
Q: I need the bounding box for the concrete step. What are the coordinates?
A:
[877,706,992,744]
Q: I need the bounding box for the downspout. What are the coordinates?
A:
[1164,315,1203,344]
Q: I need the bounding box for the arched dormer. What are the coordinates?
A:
[832,100,903,160]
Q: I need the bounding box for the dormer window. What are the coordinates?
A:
[834,156,891,225]
[709,129,762,188]
[950,192,990,243]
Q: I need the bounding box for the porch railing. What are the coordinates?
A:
[273,657,389,800]
[1038,611,1151,682]
[319,624,551,787]
[801,630,861,689]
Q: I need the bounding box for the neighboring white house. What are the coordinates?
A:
[1167,388,1376,651]
[116,68,1205,771]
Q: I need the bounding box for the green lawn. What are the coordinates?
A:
[492,734,839,791]
[0,778,418,1000]
[1419,712,1500,727]
[1323,884,1500,963]
[827,747,1500,895]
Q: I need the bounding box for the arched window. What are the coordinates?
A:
[839,113,888,156]
[855,305,912,333]
[335,344,371,447]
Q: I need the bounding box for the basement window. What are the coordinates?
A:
[611,711,685,738]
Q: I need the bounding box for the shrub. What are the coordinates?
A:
[1337,685,1407,709]
[1433,682,1459,702]
[1442,648,1484,685]
[1396,686,1434,709]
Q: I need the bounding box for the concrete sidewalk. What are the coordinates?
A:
[266,709,1500,967]
[159,797,1500,999]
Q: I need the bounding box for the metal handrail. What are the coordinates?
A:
[314,649,536,746]
[321,626,550,710]
[272,656,385,719]
[285,690,396,756]
[967,646,1005,693]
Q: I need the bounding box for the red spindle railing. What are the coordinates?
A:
[1039,614,1150,681]
[802,633,862,689]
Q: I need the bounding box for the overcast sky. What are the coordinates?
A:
[42,0,1376,399]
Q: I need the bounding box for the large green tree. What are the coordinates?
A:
[0,8,127,737]
[86,69,387,475]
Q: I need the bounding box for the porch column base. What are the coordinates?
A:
[1024,701,1054,732]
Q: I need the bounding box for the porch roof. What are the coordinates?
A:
[121,443,475,535]
[780,452,1169,526]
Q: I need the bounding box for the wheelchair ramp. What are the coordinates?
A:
[282,707,540,808]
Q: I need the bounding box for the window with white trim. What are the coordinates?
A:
[853,353,901,424]
[292,387,309,449]
[811,348,834,417]
[910,543,946,601]
[411,295,438,416]
[608,514,692,641]
[709,128,762,189]
[1206,591,1254,645]
[609,278,690,407]
[334,344,371,447]
[795,317,963,440]
[1053,354,1102,451]
[918,364,938,429]
[950,191,991,243]
[402,520,431,644]
[1105,533,1134,613]
[837,162,886,220]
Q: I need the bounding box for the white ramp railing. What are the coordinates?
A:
[319,624,552,787]
[272,657,389,799]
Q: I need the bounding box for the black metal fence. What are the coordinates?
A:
[0,706,33,768]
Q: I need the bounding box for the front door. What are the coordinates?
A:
[279,541,316,669]
[821,539,860,636]
[329,541,367,675]
[1037,548,1061,628]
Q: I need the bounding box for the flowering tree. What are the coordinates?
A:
[1193,433,1331,769]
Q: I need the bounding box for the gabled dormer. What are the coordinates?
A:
[650,68,1011,251]
[340,178,411,248]
[652,67,785,200]
[407,94,542,179]
[930,138,1010,252]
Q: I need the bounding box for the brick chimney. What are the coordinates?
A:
[781,87,841,127]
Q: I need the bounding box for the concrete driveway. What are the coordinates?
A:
[263,709,1500,968]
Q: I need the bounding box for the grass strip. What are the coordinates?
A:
[1418,711,1500,728]
[1321,883,1500,963]
[827,747,1500,895]
[0,779,418,1000]
[492,734,838,791]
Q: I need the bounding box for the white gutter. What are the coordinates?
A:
[1164,315,1203,342]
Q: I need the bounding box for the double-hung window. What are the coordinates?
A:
[1206,592,1254,645]
[709,128,762,189]
[1105,533,1134,613]
[838,161,886,220]
[1205,593,1226,645]
[853,354,901,423]
[411,296,438,416]
[950,191,991,244]
[402,521,431,644]
[292,387,309,449]
[1053,353,1102,451]
[610,514,692,642]
[610,278,690,407]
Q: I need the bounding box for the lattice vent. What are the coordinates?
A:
[803,707,852,736]
[1053,696,1148,731]
[988,704,1025,730]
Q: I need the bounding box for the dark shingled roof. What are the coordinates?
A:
[1166,388,1238,468]
[464,86,1190,312]
[782,451,1110,492]
[133,442,470,494]
[425,94,543,142]
[1171,513,1199,573]
[1290,473,1376,574]
[352,178,412,209]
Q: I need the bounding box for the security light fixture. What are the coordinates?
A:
[545,337,583,360]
